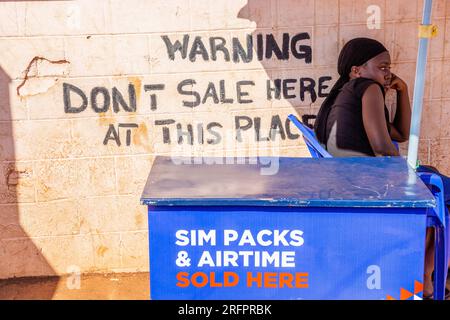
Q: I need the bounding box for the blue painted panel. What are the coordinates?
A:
[148,206,427,300]
[141,157,435,208]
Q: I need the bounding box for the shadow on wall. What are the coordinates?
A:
[236,1,413,153]
[237,0,326,129]
[0,66,57,298]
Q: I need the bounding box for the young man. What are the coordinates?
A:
[314,37,449,299]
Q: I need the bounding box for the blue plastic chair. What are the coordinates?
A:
[288,113,449,300]
[288,115,399,157]
[287,115,332,158]
[392,140,399,151]
[417,172,449,300]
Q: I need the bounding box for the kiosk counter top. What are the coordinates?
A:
[140,156,438,300]
[141,156,435,208]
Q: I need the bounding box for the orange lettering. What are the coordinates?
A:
[176,271,190,287]
[279,272,294,288]
[191,272,208,288]
[224,272,239,287]
[295,272,309,288]
[264,272,278,288]
[247,272,262,287]
[210,272,222,287]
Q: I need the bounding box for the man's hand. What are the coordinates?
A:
[385,73,408,92]
[387,73,411,142]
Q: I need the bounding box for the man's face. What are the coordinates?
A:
[358,51,392,89]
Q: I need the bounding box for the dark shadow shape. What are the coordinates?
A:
[237,0,325,129]
[0,66,58,299]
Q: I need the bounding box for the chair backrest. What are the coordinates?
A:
[288,114,399,157]
[288,114,332,158]
[392,140,399,151]
[417,171,447,228]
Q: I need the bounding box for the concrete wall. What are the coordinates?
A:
[0,0,449,280]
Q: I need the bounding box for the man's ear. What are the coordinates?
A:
[350,66,361,78]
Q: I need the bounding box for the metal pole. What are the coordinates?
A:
[407,0,433,169]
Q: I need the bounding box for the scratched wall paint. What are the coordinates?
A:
[0,0,449,280]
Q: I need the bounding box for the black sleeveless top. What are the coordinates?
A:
[325,77,390,156]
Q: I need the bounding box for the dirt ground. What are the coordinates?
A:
[1,272,448,300]
[0,272,150,300]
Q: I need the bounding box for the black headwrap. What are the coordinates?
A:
[314,37,388,145]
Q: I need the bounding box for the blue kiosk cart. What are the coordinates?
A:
[141,156,443,300]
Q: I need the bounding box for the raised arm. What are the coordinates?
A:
[362,84,400,156]
[386,73,411,142]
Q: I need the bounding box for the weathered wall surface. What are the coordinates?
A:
[0,0,449,280]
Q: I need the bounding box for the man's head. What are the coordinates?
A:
[350,51,392,89]
[338,37,390,87]
[314,37,390,144]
